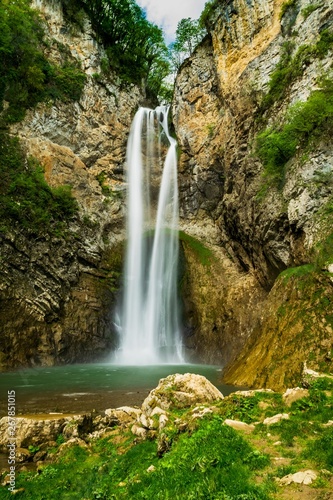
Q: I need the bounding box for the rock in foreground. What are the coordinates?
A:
[142,373,224,415]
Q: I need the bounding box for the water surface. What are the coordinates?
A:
[0,363,238,416]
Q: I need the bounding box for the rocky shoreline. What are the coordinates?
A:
[2,367,332,496]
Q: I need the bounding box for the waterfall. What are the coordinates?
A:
[116,106,184,364]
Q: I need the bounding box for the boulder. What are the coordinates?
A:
[278,470,317,485]
[142,373,223,415]
[224,419,255,432]
[105,406,141,426]
[282,387,309,406]
[0,415,78,450]
[263,414,289,425]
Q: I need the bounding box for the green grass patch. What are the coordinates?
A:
[301,3,323,20]
[279,264,315,282]
[259,31,333,114]
[0,416,273,499]
[179,230,214,266]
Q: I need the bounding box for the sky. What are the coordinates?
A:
[136,0,207,43]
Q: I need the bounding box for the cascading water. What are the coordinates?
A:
[116,106,184,364]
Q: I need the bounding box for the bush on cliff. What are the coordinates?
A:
[0,131,78,235]
[0,0,86,123]
[256,76,333,189]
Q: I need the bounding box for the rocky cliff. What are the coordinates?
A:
[0,0,141,370]
[173,0,333,389]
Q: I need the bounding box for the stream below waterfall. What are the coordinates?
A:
[0,363,242,416]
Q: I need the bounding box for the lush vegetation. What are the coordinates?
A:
[0,131,78,235]
[60,0,170,100]
[1,377,333,498]
[0,0,86,123]
[170,18,206,71]
[199,0,219,29]
[256,76,333,191]
[259,30,333,114]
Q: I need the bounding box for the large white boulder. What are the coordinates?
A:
[141,373,224,415]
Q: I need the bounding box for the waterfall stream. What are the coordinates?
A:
[116,106,184,364]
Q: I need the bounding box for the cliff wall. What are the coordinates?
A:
[173,0,333,388]
[0,0,141,369]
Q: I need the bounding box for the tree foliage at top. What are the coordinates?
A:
[0,0,86,123]
[170,17,207,71]
[61,0,170,98]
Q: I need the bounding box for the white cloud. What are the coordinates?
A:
[137,0,207,43]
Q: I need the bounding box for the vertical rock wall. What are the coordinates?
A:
[0,0,141,370]
[173,0,333,387]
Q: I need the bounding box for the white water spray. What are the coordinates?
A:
[116,106,183,364]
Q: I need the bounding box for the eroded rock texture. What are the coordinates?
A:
[0,0,141,369]
[173,0,333,387]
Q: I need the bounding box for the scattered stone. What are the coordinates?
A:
[158,414,168,430]
[33,450,47,463]
[142,373,223,415]
[150,407,167,417]
[273,441,282,446]
[147,465,156,473]
[138,413,154,430]
[302,363,333,387]
[131,424,147,438]
[234,389,274,397]
[192,407,214,419]
[0,415,80,450]
[263,413,289,425]
[224,419,255,432]
[15,448,31,463]
[62,414,93,439]
[57,438,88,454]
[323,420,333,427]
[283,387,309,406]
[105,407,141,426]
[278,470,317,485]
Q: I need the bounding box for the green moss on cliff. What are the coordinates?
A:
[256,76,333,192]
[0,0,86,123]
[0,131,78,235]
[179,230,214,267]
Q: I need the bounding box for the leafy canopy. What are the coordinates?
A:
[62,0,170,98]
[0,0,86,123]
[170,17,206,71]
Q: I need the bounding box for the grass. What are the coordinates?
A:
[179,230,214,266]
[280,0,298,20]
[1,378,333,498]
[259,31,333,114]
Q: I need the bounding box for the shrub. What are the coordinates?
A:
[280,0,298,20]
[256,77,333,189]
[301,4,323,20]
[0,131,78,234]
[0,0,86,123]
[260,30,333,114]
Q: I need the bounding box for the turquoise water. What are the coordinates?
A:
[0,363,239,415]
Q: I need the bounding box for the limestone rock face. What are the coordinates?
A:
[173,0,333,385]
[0,415,74,450]
[0,0,142,369]
[141,373,224,415]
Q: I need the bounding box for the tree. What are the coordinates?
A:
[170,17,206,71]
